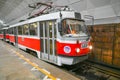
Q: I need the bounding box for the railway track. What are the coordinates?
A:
[60,61,120,80]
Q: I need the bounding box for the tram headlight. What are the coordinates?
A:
[89,45,92,50]
[76,48,80,53]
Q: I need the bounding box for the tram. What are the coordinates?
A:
[0,29,3,40]
[8,11,92,66]
[0,27,9,41]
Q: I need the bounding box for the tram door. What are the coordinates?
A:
[14,27,18,46]
[3,29,6,41]
[40,20,57,62]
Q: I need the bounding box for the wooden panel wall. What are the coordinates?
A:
[88,23,120,68]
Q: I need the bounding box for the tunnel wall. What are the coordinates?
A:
[88,23,120,68]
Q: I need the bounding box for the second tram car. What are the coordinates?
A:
[0,27,9,41]
[0,29,3,40]
[8,11,92,66]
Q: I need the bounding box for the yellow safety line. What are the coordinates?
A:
[16,51,57,80]
[7,46,58,80]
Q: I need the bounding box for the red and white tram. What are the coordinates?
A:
[0,29,3,40]
[9,11,92,66]
[0,27,9,41]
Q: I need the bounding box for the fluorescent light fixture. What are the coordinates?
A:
[0,20,4,24]
[0,19,7,26]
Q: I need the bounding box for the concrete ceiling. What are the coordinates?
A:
[0,0,120,28]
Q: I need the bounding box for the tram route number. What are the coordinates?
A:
[81,43,88,48]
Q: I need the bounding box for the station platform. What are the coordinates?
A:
[0,40,80,80]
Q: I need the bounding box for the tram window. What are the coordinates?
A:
[23,24,29,35]
[5,30,7,34]
[12,28,14,34]
[61,20,67,35]
[29,22,38,36]
[61,19,87,36]
[8,29,10,34]
[45,22,47,37]
[0,30,2,34]
[49,21,52,38]
[54,22,56,38]
[9,29,11,34]
[6,30,9,34]
[2,31,3,34]
[48,21,56,38]
[10,28,14,34]
[18,26,22,35]
[40,23,43,37]
[10,28,12,34]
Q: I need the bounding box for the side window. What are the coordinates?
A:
[9,28,14,34]
[9,28,11,34]
[6,29,8,34]
[40,22,44,37]
[8,29,10,34]
[18,26,22,35]
[11,28,14,34]
[23,24,29,35]
[29,22,38,36]
[54,22,56,38]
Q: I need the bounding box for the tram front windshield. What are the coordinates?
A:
[61,19,89,37]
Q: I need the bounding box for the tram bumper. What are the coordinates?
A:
[58,55,88,65]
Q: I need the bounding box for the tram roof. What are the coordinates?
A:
[2,27,9,29]
[10,11,75,28]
